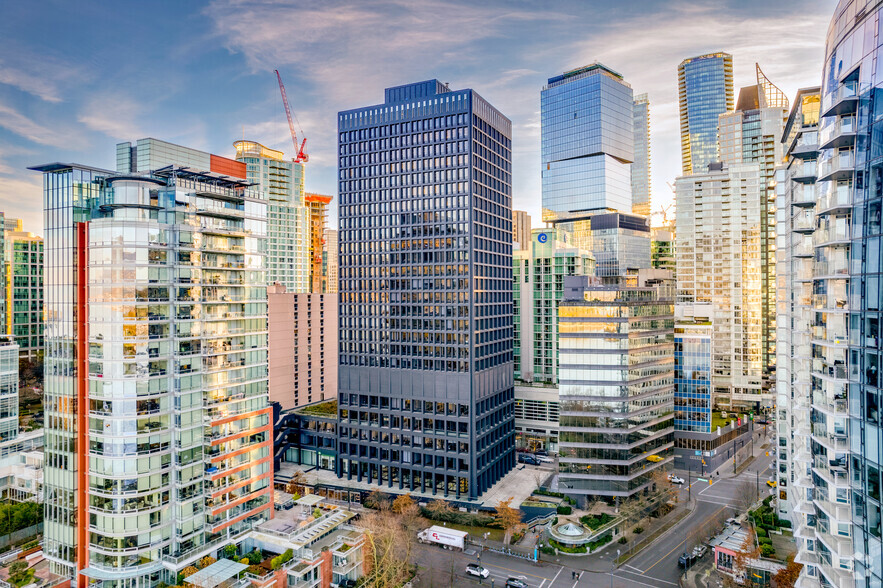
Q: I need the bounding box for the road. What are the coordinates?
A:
[608,438,775,587]
[413,433,776,587]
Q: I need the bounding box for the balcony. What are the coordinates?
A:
[793,211,816,233]
[819,118,857,150]
[818,152,855,183]
[821,81,859,118]
[792,161,818,183]
[790,130,819,159]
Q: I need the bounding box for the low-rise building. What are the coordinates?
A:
[514,385,559,453]
[0,429,42,502]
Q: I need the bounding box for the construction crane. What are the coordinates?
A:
[275,69,308,163]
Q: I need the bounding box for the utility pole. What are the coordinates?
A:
[688,468,691,501]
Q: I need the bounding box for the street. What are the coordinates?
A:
[412,433,775,588]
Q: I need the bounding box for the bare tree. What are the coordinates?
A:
[358,509,415,588]
[734,480,757,513]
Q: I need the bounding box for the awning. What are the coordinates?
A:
[184,559,249,588]
[294,494,325,507]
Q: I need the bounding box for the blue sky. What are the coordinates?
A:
[1,0,833,233]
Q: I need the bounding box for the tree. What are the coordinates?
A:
[198,556,216,570]
[732,527,761,586]
[181,566,199,579]
[367,489,390,511]
[358,509,416,588]
[425,498,452,519]
[392,493,418,516]
[772,554,802,588]
[735,480,758,513]
[286,471,306,496]
[494,497,523,545]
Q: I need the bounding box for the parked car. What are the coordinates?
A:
[536,456,554,464]
[506,579,528,588]
[518,454,540,465]
[535,449,549,457]
[678,552,697,568]
[667,474,685,484]
[692,545,708,559]
[466,564,490,579]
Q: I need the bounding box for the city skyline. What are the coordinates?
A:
[0,0,829,232]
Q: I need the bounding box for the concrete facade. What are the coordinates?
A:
[268,283,338,411]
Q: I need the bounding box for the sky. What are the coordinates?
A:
[0,0,835,234]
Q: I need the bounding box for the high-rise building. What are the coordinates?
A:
[0,336,19,442]
[777,3,883,584]
[773,87,819,552]
[31,151,272,586]
[675,162,764,410]
[677,52,734,175]
[512,209,531,250]
[632,93,651,217]
[541,63,634,222]
[565,211,651,279]
[5,228,43,359]
[322,228,338,294]
[719,67,789,396]
[305,193,332,293]
[234,139,310,292]
[268,283,337,411]
[557,271,674,500]
[513,228,594,384]
[336,79,515,499]
[674,323,712,433]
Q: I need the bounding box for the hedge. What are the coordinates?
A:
[549,539,586,554]
[760,544,776,557]
[557,506,572,515]
[588,534,613,552]
[758,537,772,546]
[580,513,613,530]
[756,528,768,538]
[419,507,497,527]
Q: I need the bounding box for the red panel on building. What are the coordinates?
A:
[210,154,247,179]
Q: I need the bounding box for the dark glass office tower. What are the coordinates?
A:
[336,80,515,500]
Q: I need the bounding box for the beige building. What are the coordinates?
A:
[268,283,338,410]
[323,228,338,294]
[512,209,531,250]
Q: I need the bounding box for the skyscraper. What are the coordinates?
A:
[632,93,651,217]
[31,151,272,585]
[513,227,594,384]
[234,140,310,293]
[719,67,788,397]
[557,271,674,499]
[305,193,332,293]
[512,209,531,250]
[678,52,734,175]
[5,228,43,360]
[675,163,763,410]
[774,87,819,549]
[541,63,634,222]
[322,228,338,294]
[777,2,883,584]
[336,79,515,499]
[0,336,19,442]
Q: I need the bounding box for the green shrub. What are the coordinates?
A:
[565,496,577,506]
[8,561,26,575]
[419,507,496,527]
[633,527,644,534]
[549,539,587,553]
[758,537,772,546]
[557,505,572,515]
[223,544,238,559]
[540,545,555,555]
[618,537,628,544]
[778,519,792,529]
[534,489,565,499]
[588,534,613,552]
[580,513,613,529]
[245,550,263,565]
[760,544,776,558]
[756,528,768,538]
[553,517,558,526]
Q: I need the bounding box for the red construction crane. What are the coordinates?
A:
[275,69,308,163]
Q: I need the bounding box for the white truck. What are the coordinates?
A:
[417,526,468,550]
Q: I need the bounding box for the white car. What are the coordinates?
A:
[667,474,685,484]
[536,456,554,463]
[466,564,489,579]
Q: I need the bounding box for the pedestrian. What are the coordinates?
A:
[571,571,575,580]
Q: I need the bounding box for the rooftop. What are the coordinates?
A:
[184,559,248,588]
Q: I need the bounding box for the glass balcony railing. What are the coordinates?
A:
[818,152,855,182]
[821,81,859,118]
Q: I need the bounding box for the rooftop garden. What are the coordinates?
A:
[296,400,338,417]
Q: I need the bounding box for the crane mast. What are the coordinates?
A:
[275,69,308,163]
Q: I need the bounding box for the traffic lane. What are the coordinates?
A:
[424,546,563,588]
[623,500,732,586]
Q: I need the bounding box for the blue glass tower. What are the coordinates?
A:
[678,52,734,175]
[674,325,712,433]
[541,63,634,221]
[336,80,515,500]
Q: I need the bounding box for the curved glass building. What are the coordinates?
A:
[678,52,734,175]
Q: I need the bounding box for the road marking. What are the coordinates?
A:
[549,566,562,586]
[483,562,551,581]
[612,570,678,587]
[643,505,727,574]
[624,564,643,573]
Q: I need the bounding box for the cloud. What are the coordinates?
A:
[0,102,80,148]
[0,173,44,234]
[77,94,147,140]
[0,46,93,103]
